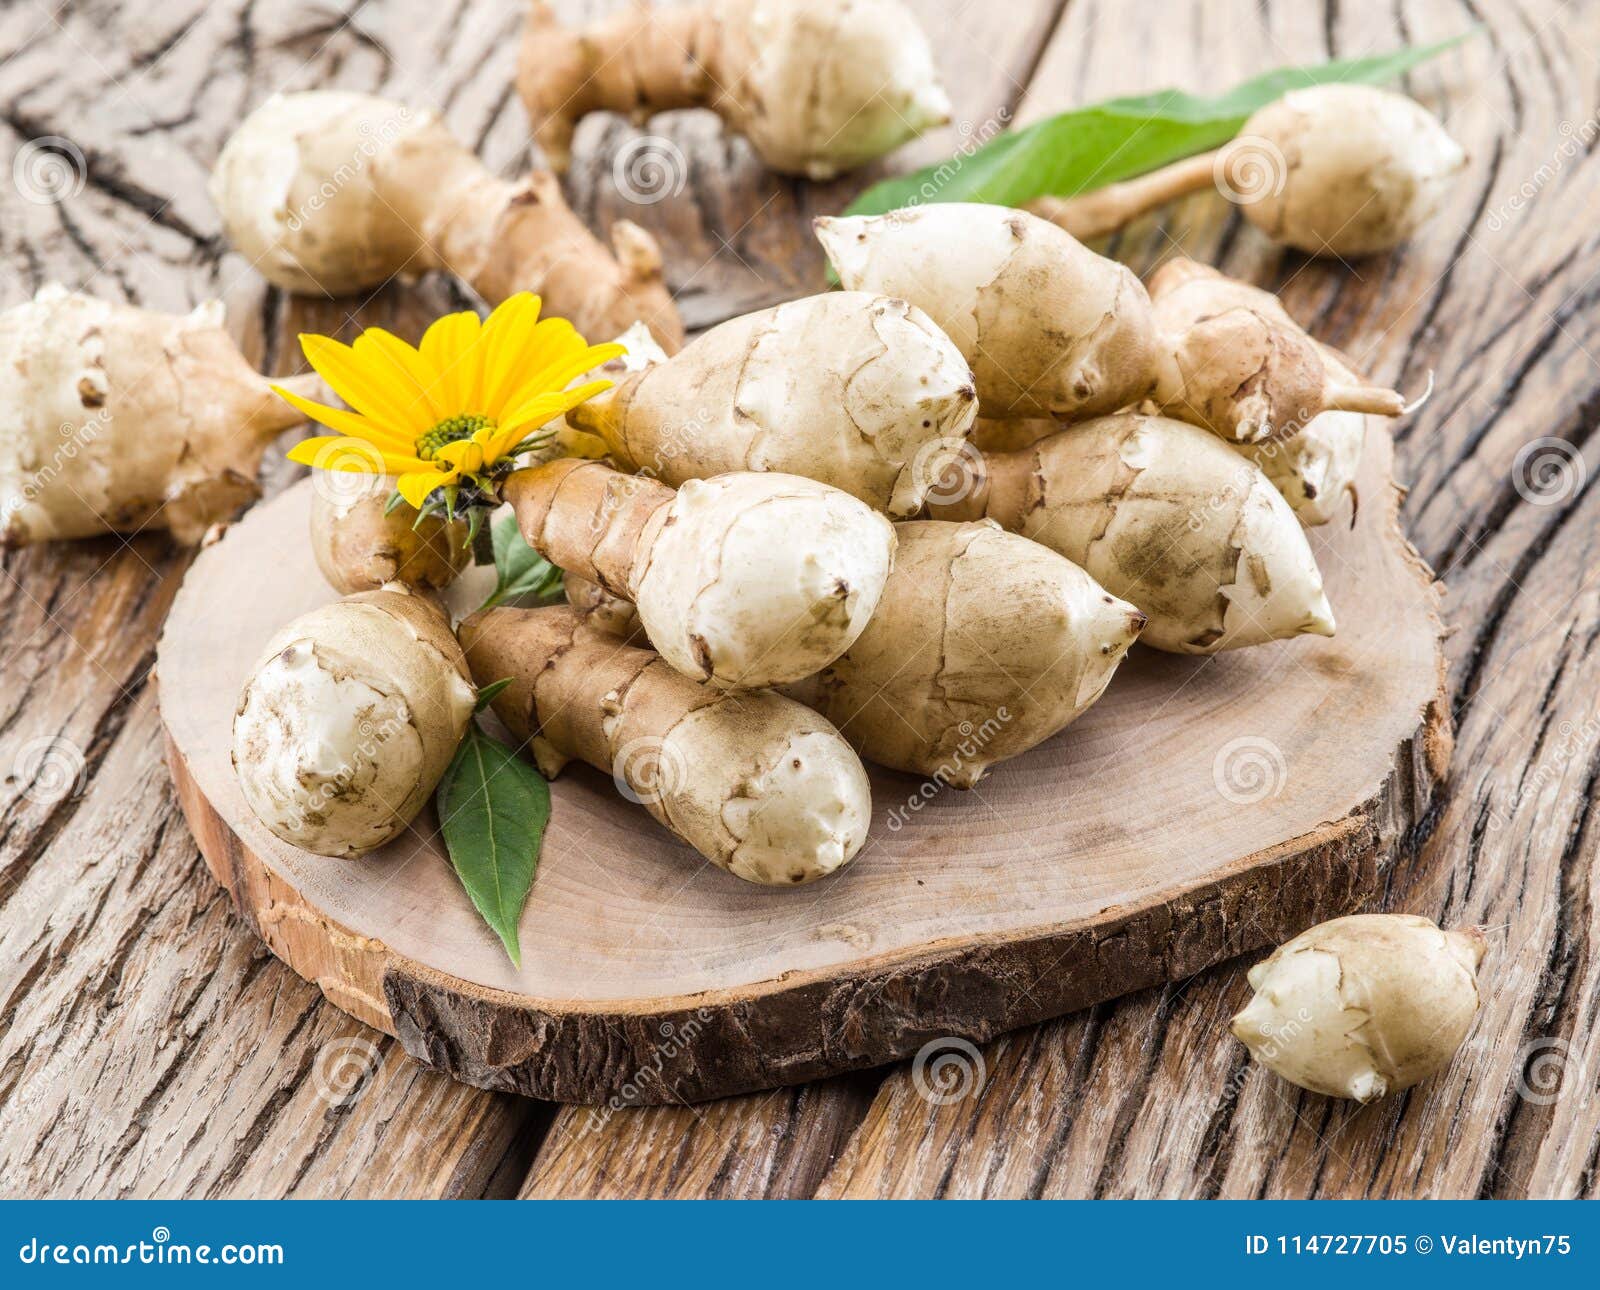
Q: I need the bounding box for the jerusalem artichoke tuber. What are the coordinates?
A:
[211,91,682,351]
[459,605,871,884]
[1232,914,1486,1101]
[232,582,476,857]
[519,0,950,179]
[564,572,645,644]
[786,520,1146,785]
[1147,258,1403,443]
[817,204,1157,422]
[930,415,1335,653]
[0,285,315,546]
[309,473,471,595]
[500,459,895,688]
[1034,85,1466,258]
[567,293,978,516]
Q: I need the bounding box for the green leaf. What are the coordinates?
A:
[435,722,551,967]
[843,33,1475,218]
[480,510,564,611]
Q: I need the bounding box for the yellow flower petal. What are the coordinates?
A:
[418,310,481,413]
[396,468,459,509]
[298,335,431,437]
[272,385,415,451]
[435,439,486,474]
[356,329,444,424]
[286,436,435,475]
[498,340,626,417]
[496,378,615,452]
[479,296,546,415]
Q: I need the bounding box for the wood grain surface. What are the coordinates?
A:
[2,0,1597,1197]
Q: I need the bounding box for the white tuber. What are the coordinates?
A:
[500,460,895,689]
[0,286,314,545]
[1232,914,1486,1101]
[816,204,1158,422]
[567,293,978,517]
[519,0,950,179]
[231,582,475,857]
[460,606,872,884]
[210,91,682,350]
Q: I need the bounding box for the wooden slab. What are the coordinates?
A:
[156,422,1447,1105]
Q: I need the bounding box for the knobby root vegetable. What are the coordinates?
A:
[211,91,683,351]
[1034,85,1467,258]
[567,293,978,516]
[519,0,950,179]
[816,204,1158,422]
[1238,346,1368,526]
[1232,914,1486,1101]
[786,520,1146,785]
[500,459,895,687]
[0,285,316,546]
[931,414,1335,653]
[232,582,475,857]
[459,606,871,884]
[1148,258,1403,443]
[565,572,645,644]
[310,473,471,594]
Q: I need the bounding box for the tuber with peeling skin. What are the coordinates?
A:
[499,459,895,689]
[460,605,871,885]
[1034,85,1466,258]
[0,285,317,546]
[309,474,471,595]
[816,204,1158,423]
[519,0,950,180]
[1232,914,1486,1102]
[930,415,1335,653]
[567,293,978,516]
[232,582,476,857]
[1147,258,1404,444]
[210,91,683,351]
[1238,346,1368,526]
[786,520,1146,785]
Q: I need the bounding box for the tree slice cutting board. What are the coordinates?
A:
[157,424,1448,1105]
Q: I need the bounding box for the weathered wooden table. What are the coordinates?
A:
[3,0,1596,1198]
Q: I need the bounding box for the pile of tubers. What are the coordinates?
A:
[2,0,1485,1103]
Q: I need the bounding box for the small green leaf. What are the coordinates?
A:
[479,510,564,611]
[435,722,550,967]
[474,677,513,713]
[843,33,1475,219]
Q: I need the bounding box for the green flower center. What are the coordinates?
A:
[415,413,496,461]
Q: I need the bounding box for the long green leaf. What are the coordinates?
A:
[436,722,551,967]
[479,509,564,611]
[844,34,1473,218]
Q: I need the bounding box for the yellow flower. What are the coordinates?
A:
[276,293,623,511]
